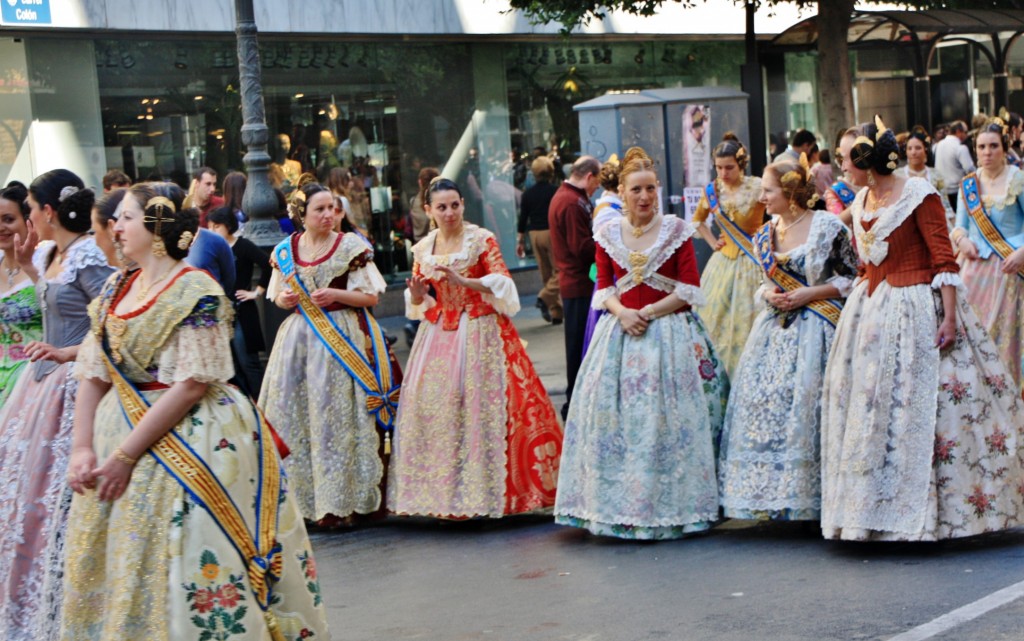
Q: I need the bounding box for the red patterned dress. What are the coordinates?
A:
[388,224,563,517]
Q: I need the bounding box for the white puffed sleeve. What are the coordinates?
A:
[480,273,520,317]
[346,260,388,295]
[266,268,284,300]
[591,286,617,310]
[826,274,855,298]
[74,333,111,382]
[672,282,706,306]
[931,271,964,291]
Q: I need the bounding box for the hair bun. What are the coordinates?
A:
[622,146,650,166]
[721,131,739,143]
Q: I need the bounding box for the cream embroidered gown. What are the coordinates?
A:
[61,269,328,640]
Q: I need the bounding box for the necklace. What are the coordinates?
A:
[302,232,333,262]
[981,164,1007,182]
[58,233,88,258]
[777,210,810,242]
[866,185,895,211]
[3,262,19,288]
[135,262,179,302]
[627,215,659,238]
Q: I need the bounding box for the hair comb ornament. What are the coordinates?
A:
[874,114,889,140]
[177,230,195,251]
[59,186,79,202]
[798,152,810,172]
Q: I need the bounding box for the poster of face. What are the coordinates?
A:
[683,104,711,188]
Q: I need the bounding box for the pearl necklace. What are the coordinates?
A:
[627,214,660,238]
[776,210,810,242]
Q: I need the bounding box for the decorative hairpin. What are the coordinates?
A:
[59,186,79,202]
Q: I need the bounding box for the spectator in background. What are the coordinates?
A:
[186,226,236,298]
[782,129,817,163]
[101,169,131,193]
[517,156,562,325]
[810,148,834,198]
[222,170,247,231]
[934,120,975,208]
[183,166,224,226]
[410,167,440,243]
[549,155,601,421]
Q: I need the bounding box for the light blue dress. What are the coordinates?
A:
[718,212,857,521]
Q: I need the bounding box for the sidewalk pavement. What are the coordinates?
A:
[376,295,569,412]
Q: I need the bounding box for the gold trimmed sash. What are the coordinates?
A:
[961,173,1024,279]
[707,182,761,269]
[754,223,843,327]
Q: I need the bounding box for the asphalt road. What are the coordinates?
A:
[306,298,1024,641]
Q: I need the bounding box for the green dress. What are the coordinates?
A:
[0,280,43,408]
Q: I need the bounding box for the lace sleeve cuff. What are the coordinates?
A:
[827,275,855,298]
[155,323,235,384]
[73,333,111,383]
[346,261,388,295]
[480,273,520,317]
[591,286,616,310]
[673,282,706,306]
[932,271,964,290]
[405,288,436,320]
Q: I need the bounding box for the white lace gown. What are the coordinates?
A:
[821,178,1024,541]
[719,213,857,520]
[258,232,391,521]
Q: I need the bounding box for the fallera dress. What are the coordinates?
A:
[821,177,1024,541]
[718,212,858,521]
[388,224,563,518]
[693,176,766,377]
[61,268,329,640]
[555,215,729,540]
[0,249,43,407]
[259,231,399,521]
[0,239,112,640]
[953,165,1024,393]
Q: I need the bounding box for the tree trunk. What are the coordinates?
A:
[816,0,856,146]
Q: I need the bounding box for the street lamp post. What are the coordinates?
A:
[234,0,282,247]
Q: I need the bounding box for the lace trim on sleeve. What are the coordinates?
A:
[346,260,388,295]
[73,333,111,382]
[591,286,616,310]
[154,295,235,384]
[266,267,284,300]
[672,282,706,306]
[404,288,436,320]
[931,271,964,291]
[826,275,855,298]
[480,273,520,317]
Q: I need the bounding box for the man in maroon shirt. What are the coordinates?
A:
[548,155,601,420]
[185,166,225,226]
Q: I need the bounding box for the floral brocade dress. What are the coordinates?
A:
[719,212,858,521]
[953,165,1024,394]
[259,232,399,521]
[62,268,328,640]
[0,251,42,406]
[555,216,729,540]
[0,239,112,641]
[821,177,1024,541]
[388,224,563,518]
[693,176,766,377]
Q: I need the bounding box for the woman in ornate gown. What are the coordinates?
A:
[0,171,112,640]
[260,181,399,525]
[896,126,955,227]
[554,147,729,540]
[62,182,328,640]
[822,116,1024,541]
[692,135,766,376]
[719,157,857,522]
[952,120,1024,394]
[0,182,42,407]
[388,177,563,518]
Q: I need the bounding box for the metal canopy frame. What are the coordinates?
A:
[772,9,1024,128]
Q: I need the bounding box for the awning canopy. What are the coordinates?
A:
[773,9,1024,48]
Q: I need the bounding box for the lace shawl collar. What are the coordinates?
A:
[715,176,762,219]
[775,211,848,286]
[412,224,494,278]
[853,177,936,266]
[595,214,695,288]
[35,237,109,285]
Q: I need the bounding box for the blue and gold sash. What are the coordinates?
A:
[830,181,856,208]
[95,277,287,641]
[754,223,843,327]
[275,238,400,441]
[707,182,760,268]
[961,174,1024,279]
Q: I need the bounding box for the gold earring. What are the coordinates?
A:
[152,236,168,258]
[866,172,877,187]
